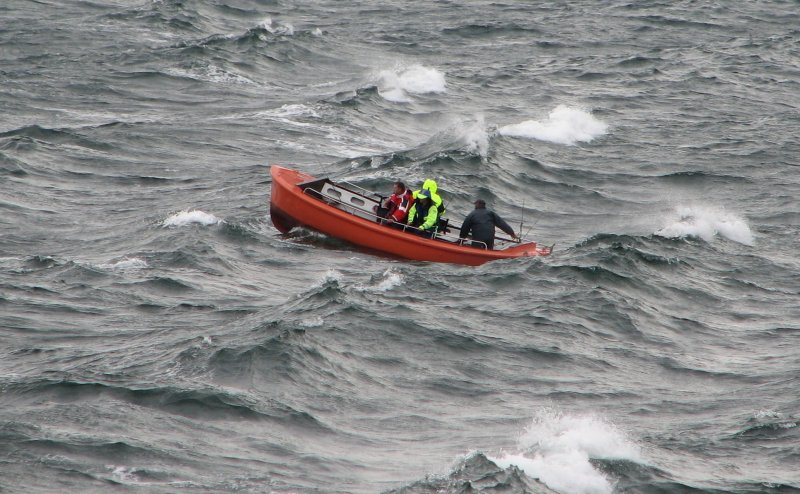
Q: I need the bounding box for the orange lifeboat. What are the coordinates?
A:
[269,165,551,266]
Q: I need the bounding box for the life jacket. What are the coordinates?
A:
[409,198,439,231]
[386,188,414,223]
[413,179,446,216]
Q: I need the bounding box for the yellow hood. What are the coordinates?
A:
[422,179,438,194]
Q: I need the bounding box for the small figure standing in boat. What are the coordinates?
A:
[379,181,414,226]
[459,199,518,249]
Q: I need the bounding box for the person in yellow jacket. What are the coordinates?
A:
[412,178,445,216]
[407,189,439,238]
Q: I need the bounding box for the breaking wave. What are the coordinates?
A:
[498,105,609,145]
[490,408,642,494]
[163,210,222,227]
[377,64,447,103]
[655,205,754,245]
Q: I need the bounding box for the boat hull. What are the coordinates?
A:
[269,165,550,266]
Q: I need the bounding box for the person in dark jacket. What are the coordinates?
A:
[459,199,518,249]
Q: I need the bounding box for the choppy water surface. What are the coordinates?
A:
[1,1,798,493]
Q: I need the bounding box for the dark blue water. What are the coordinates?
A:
[2,1,798,493]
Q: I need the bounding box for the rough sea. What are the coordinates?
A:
[1,1,798,493]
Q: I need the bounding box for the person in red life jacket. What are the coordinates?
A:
[459,199,518,249]
[380,181,414,225]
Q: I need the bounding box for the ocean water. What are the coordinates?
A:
[1,1,799,493]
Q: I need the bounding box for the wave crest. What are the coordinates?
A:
[490,408,642,494]
[377,64,447,103]
[163,210,221,227]
[655,206,754,245]
[499,105,608,145]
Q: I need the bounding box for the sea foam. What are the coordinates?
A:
[427,115,490,157]
[259,17,295,36]
[655,206,754,245]
[163,210,221,227]
[459,115,490,157]
[164,64,254,86]
[108,465,140,484]
[378,64,447,103]
[99,257,148,270]
[363,268,405,292]
[490,408,641,494]
[498,105,608,145]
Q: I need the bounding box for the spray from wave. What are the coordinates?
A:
[98,257,148,270]
[458,115,490,157]
[377,64,447,103]
[258,17,295,36]
[421,114,489,158]
[655,206,754,246]
[361,268,405,292]
[489,408,642,494]
[163,210,222,227]
[498,105,608,145]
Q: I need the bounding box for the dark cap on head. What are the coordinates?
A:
[474,199,486,208]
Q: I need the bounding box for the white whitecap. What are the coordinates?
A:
[494,451,611,494]
[258,17,272,30]
[352,268,404,293]
[755,409,785,420]
[418,115,490,158]
[203,64,254,85]
[377,64,447,102]
[99,257,148,270]
[280,23,295,36]
[108,465,139,484]
[254,104,322,128]
[163,210,221,227]
[264,104,319,118]
[309,269,343,290]
[380,87,412,103]
[300,316,324,328]
[489,408,641,494]
[259,17,294,36]
[375,269,404,291]
[321,269,342,283]
[458,115,490,157]
[164,64,254,86]
[498,105,608,145]
[396,65,446,94]
[752,409,797,429]
[655,206,754,245]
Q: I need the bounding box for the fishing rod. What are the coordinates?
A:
[516,203,543,243]
[522,226,534,239]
